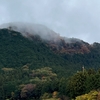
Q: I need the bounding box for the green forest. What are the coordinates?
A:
[1,67,100,100]
[1,29,100,99]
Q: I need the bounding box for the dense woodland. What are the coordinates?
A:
[1,67,100,100]
[1,29,100,99]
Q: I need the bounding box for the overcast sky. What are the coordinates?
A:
[0,0,100,43]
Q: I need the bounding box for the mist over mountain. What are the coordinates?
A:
[0,22,82,43]
[1,1,100,99]
[0,22,100,71]
[0,22,61,42]
[0,22,91,54]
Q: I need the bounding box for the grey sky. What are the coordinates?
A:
[0,0,100,43]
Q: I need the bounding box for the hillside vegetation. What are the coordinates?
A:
[0,29,74,77]
[1,28,100,99]
[1,66,100,99]
[0,29,100,76]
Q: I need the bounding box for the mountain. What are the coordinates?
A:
[0,23,100,77]
[0,22,91,54]
[0,28,72,77]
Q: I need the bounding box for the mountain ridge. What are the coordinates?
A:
[0,22,92,54]
[0,24,100,77]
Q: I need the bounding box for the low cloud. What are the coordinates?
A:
[0,0,100,43]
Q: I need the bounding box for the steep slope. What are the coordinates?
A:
[0,22,91,54]
[0,23,100,77]
[0,29,76,77]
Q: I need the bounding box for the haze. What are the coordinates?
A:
[0,0,100,43]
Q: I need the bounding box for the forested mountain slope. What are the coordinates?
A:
[0,29,75,77]
[1,26,100,99]
[0,28,100,77]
